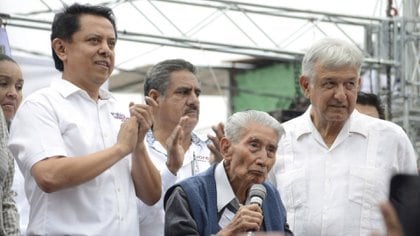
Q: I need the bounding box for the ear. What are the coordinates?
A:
[220,137,232,161]
[299,75,311,99]
[52,38,67,61]
[148,89,161,104]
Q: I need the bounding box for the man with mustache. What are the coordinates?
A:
[138,59,212,235]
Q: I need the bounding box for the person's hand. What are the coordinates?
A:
[165,116,189,175]
[116,116,139,156]
[207,122,224,163]
[129,96,155,142]
[371,201,404,236]
[380,202,404,236]
[217,204,263,235]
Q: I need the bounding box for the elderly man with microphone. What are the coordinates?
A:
[164,110,293,236]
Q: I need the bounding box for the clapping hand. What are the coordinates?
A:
[129,96,156,143]
[207,122,225,163]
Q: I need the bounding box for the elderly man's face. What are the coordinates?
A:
[301,62,360,126]
[223,122,279,186]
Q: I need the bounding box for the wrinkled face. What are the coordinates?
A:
[224,122,278,185]
[356,104,380,118]
[155,70,201,131]
[55,14,116,89]
[0,60,23,121]
[301,62,360,125]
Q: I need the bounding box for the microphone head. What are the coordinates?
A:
[246,184,267,206]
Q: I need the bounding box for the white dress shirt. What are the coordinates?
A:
[215,161,240,228]
[138,129,211,236]
[269,107,418,236]
[8,79,139,236]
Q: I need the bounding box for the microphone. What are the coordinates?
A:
[245,184,266,206]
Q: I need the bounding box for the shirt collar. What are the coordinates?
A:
[291,106,313,139]
[146,129,208,150]
[348,109,369,137]
[215,161,237,212]
[51,79,113,100]
[293,105,368,140]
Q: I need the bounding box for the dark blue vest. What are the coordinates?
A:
[165,164,288,235]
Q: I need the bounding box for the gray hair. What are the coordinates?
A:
[301,38,364,82]
[224,110,284,143]
[143,59,197,96]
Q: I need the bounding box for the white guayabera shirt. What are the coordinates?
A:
[269,108,418,236]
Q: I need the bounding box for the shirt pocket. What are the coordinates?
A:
[276,167,307,210]
[275,167,307,232]
[348,166,389,233]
